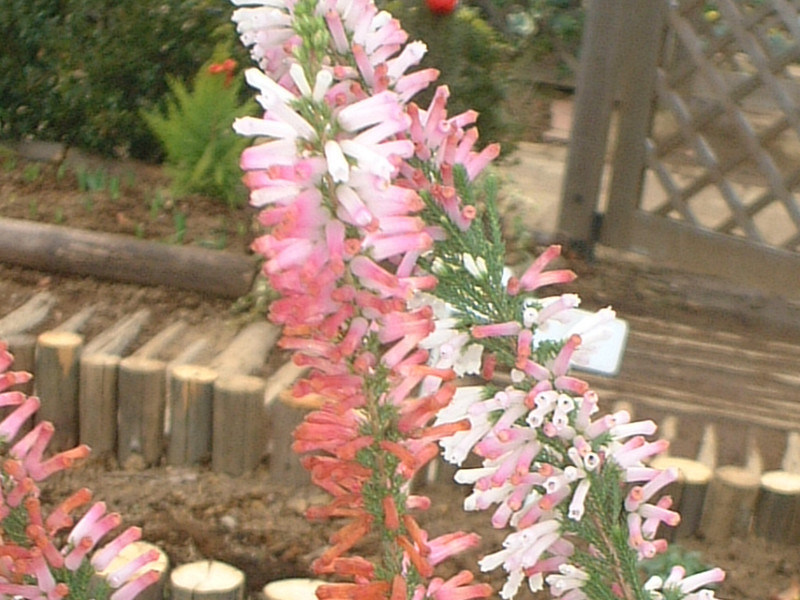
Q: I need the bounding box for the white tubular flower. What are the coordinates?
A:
[481,519,563,600]
[338,139,396,180]
[386,40,427,80]
[256,90,317,141]
[567,479,591,521]
[646,567,726,600]
[232,5,291,33]
[462,253,488,278]
[233,115,298,139]
[546,564,589,598]
[243,67,295,104]
[337,90,403,131]
[324,140,350,183]
[289,63,312,96]
[435,386,491,465]
[312,69,333,102]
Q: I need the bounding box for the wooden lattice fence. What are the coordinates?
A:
[558,0,800,298]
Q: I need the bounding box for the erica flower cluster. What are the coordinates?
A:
[230,1,725,600]
[419,243,726,600]
[0,343,160,600]
[232,0,499,598]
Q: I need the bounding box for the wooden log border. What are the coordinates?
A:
[0,217,257,299]
[6,304,800,543]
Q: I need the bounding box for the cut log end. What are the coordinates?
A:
[262,579,325,600]
[171,364,218,385]
[170,560,245,600]
[37,330,83,350]
[761,470,800,495]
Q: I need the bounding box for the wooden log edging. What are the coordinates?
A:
[0,217,257,299]
[35,330,83,451]
[11,300,800,544]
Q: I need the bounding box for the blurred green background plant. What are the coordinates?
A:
[0,0,586,169]
[0,0,244,161]
[142,44,257,207]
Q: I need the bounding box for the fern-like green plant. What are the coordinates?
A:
[142,44,257,207]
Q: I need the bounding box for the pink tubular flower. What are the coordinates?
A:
[422,571,492,600]
[110,571,162,600]
[0,395,40,444]
[91,527,145,572]
[107,549,162,588]
[471,322,522,339]
[517,245,577,293]
[26,444,90,481]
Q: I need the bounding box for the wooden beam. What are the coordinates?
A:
[0,218,257,298]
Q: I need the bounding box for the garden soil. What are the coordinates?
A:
[0,146,799,600]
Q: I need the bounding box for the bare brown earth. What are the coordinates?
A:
[0,144,799,600]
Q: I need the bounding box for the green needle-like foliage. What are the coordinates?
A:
[142,44,257,208]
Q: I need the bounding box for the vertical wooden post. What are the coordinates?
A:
[753,471,800,544]
[263,362,309,485]
[602,0,669,249]
[167,364,217,466]
[34,331,82,451]
[700,465,760,542]
[79,310,150,457]
[117,357,166,468]
[116,323,187,468]
[557,0,626,251]
[212,375,267,476]
[79,353,121,457]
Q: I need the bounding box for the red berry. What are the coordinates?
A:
[426,0,457,15]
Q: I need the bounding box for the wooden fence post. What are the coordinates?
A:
[208,322,278,476]
[557,0,626,252]
[602,0,669,249]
